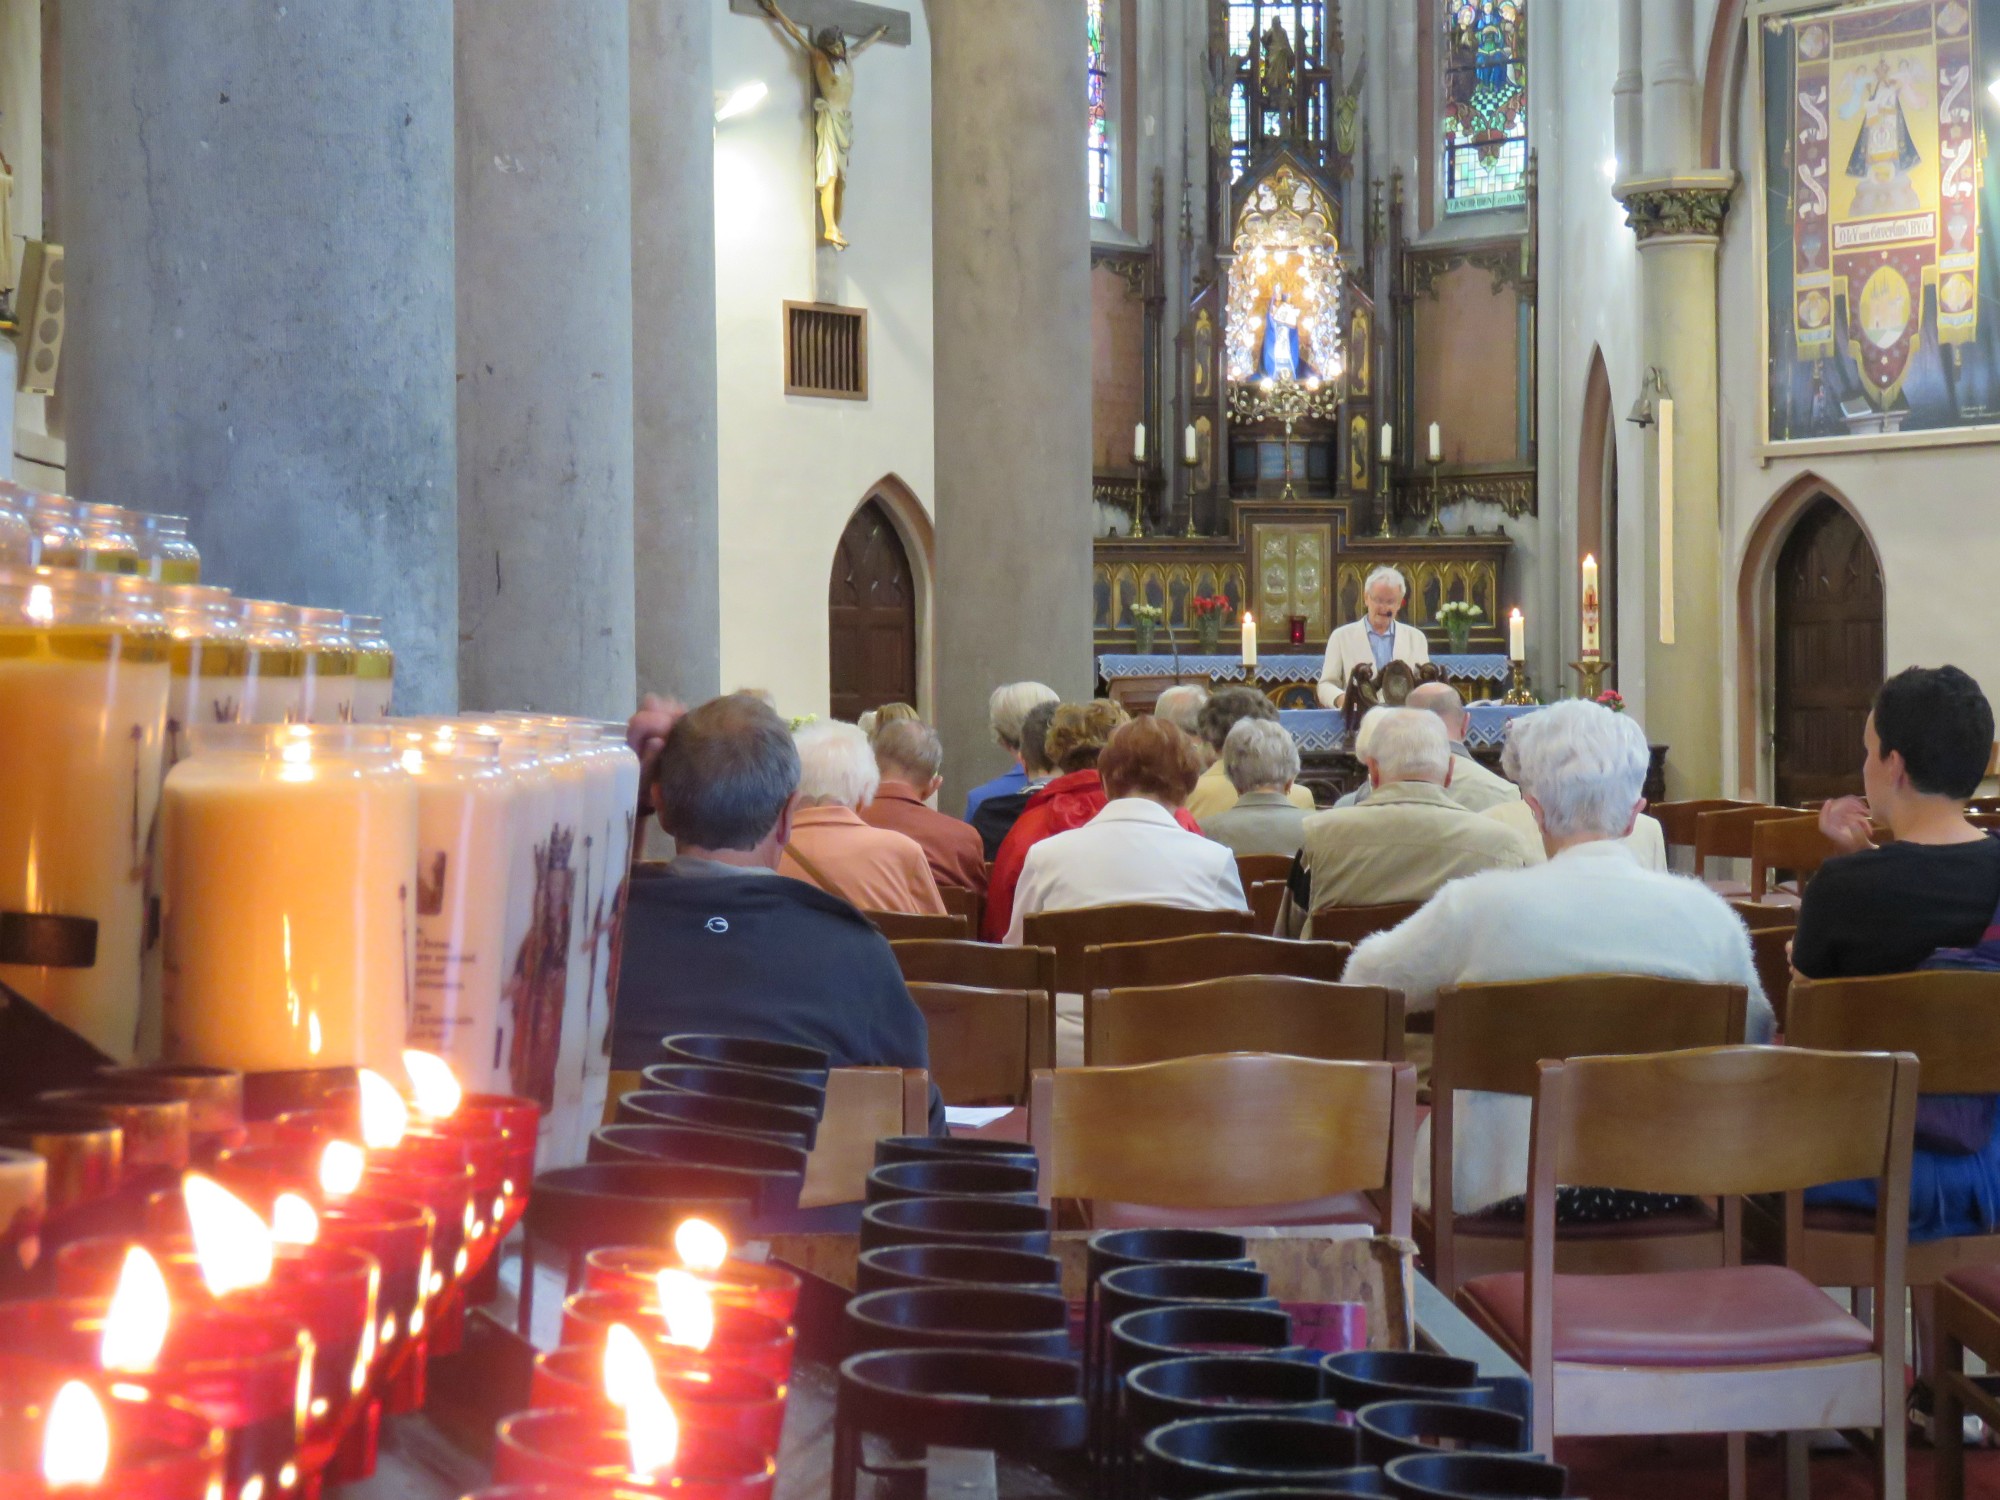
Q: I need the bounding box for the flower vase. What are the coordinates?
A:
[1134,622,1157,656]
[1445,624,1471,655]
[1195,617,1222,655]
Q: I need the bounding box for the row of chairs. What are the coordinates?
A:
[1657,796,2000,903]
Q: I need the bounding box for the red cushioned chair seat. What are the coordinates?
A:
[1461,1265,1874,1367]
[1946,1264,2000,1319]
[1455,1202,1721,1242]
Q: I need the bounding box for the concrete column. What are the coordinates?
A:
[0,342,14,483]
[931,0,1094,808]
[1613,0,1644,180]
[1619,179,1735,797]
[1643,0,1699,175]
[629,0,721,708]
[456,1,637,719]
[61,2,458,710]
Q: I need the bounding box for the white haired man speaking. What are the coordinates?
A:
[1317,566,1431,709]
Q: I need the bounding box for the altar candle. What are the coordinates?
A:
[0,570,171,1062]
[159,724,416,1076]
[1581,554,1601,660]
[1183,424,1198,464]
[1428,423,1442,463]
[1240,612,1257,670]
[1509,608,1526,662]
[1132,423,1147,465]
[1379,422,1393,463]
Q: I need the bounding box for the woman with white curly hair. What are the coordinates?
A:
[778,720,946,916]
[1344,699,1771,1220]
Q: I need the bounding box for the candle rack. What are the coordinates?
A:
[1572,657,1613,701]
[1502,662,1536,706]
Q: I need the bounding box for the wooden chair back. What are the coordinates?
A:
[1306,901,1422,945]
[1028,1052,1415,1233]
[1788,972,2000,1093]
[1022,903,1259,995]
[1748,815,1842,902]
[1235,853,1296,889]
[799,1067,932,1209]
[1247,879,1287,935]
[1692,805,1799,879]
[908,983,1035,1105]
[1084,933,1350,994]
[1649,798,1758,851]
[1967,812,2000,832]
[1727,898,1797,930]
[868,910,972,941]
[1106,673,1215,716]
[1749,926,1795,1034]
[1085,976,1403,1068]
[938,883,982,930]
[892,939,1057,1071]
[1429,975,1748,1294]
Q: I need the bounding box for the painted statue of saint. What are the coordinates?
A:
[761,0,889,250]
[1260,288,1304,381]
[1261,18,1296,122]
[1838,56,1930,218]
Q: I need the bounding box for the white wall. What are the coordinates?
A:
[711,0,934,719]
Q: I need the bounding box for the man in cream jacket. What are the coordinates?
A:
[1317,566,1431,708]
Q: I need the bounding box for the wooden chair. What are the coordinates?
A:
[938,883,982,931]
[1748,926,1795,1035]
[1936,1266,2000,1498]
[1747,814,1841,903]
[891,939,1057,1072]
[799,1067,932,1209]
[1234,853,1296,889]
[1782,974,2000,1333]
[1649,798,1758,853]
[1424,975,1750,1296]
[1105,672,1214,717]
[1028,1052,1415,1235]
[1022,903,1259,997]
[1247,878,1287,935]
[1083,932,1350,995]
[1967,811,2000,832]
[1083,976,1403,1068]
[866,910,971,941]
[1306,901,1421,945]
[1456,1045,1915,1500]
[1692,805,1799,892]
[1725,898,1797,930]
[908,983,1035,1105]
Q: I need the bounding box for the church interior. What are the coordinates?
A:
[5,1,2000,1496]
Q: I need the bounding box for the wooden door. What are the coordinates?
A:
[1775,498,1882,806]
[828,499,916,723]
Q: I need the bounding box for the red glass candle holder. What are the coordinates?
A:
[529,1346,786,1454]
[445,1092,541,1239]
[0,1354,226,1500]
[0,1296,308,1498]
[493,1408,775,1500]
[37,1090,192,1173]
[561,1291,796,1385]
[582,1247,801,1323]
[463,1488,660,1500]
[96,1065,248,1161]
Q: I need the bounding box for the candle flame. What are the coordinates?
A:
[1583,552,1596,567]
[674,1218,729,1274]
[622,1379,680,1480]
[398,748,424,775]
[402,1049,463,1120]
[602,1322,656,1408]
[41,1381,111,1487]
[655,1269,716,1351]
[271,1193,320,1247]
[99,1247,171,1374]
[356,1069,409,1150]
[183,1173,275,1296]
[319,1140,365,1197]
[25,583,55,627]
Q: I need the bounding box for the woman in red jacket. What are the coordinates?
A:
[982,699,1202,941]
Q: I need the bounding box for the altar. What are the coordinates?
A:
[1097,651,1513,708]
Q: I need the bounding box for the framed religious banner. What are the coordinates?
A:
[1755,0,2000,455]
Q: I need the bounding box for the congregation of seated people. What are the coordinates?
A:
[619,661,2000,1479]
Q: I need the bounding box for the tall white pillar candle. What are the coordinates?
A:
[1509,608,1526,662]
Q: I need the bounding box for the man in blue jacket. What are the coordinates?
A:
[616,693,944,1131]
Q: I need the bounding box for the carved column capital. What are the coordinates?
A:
[1614,171,1739,244]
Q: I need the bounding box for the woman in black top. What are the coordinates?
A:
[1796,665,2000,1244]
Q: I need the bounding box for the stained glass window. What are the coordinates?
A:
[1223,2,1328,181]
[1441,0,1528,213]
[1088,0,1111,218]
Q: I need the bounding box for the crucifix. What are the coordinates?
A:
[734,0,910,250]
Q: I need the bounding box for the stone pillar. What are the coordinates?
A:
[456,1,637,718]
[931,0,1095,808]
[0,342,14,483]
[1643,0,1699,173]
[629,0,721,708]
[1613,0,1644,178]
[1619,178,1735,797]
[61,3,459,710]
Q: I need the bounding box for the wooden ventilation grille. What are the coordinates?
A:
[784,301,868,400]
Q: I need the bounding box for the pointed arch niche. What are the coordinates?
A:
[1734,476,1885,801]
[827,475,936,724]
[1576,349,1618,674]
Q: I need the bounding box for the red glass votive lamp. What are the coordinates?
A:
[561,1291,796,1385]
[492,1408,775,1500]
[450,1093,541,1239]
[1290,614,1308,646]
[463,1488,659,1500]
[582,1247,801,1323]
[530,1345,787,1454]
[0,1297,308,1497]
[0,1355,226,1500]
[96,1065,248,1162]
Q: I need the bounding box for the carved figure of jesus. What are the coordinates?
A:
[761,0,889,249]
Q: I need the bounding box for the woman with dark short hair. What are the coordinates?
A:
[1003,715,1247,943]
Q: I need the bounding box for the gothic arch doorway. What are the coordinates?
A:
[1772,497,1883,806]
[829,497,918,723]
